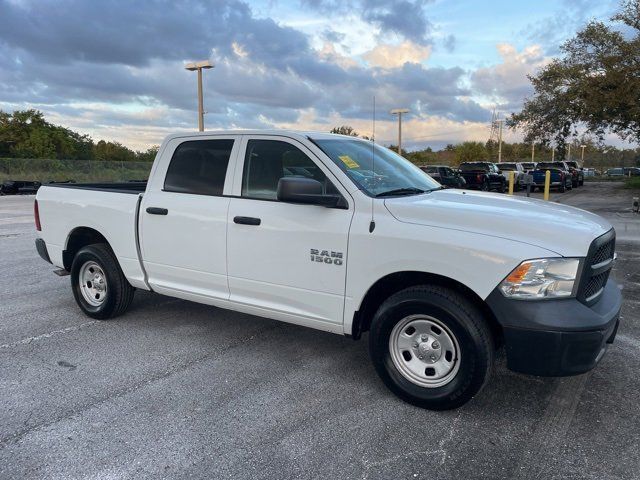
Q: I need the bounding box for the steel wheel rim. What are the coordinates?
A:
[389,314,461,388]
[79,261,108,307]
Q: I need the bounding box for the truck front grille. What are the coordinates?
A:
[578,230,615,306]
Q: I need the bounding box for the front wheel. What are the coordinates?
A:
[71,244,135,319]
[480,180,490,191]
[369,285,494,410]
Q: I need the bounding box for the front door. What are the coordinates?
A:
[226,136,353,329]
[140,136,239,300]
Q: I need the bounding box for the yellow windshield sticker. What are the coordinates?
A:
[338,155,359,169]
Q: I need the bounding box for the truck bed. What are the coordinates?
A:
[45,181,147,194]
[36,183,147,288]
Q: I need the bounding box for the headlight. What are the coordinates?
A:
[499,258,580,299]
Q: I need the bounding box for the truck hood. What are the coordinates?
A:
[384,189,612,257]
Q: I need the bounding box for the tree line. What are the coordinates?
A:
[0,110,158,162]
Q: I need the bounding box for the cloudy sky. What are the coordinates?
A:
[0,0,621,151]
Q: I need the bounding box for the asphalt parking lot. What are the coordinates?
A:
[1,182,639,480]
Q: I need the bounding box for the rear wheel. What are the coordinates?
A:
[559,182,566,193]
[497,180,506,193]
[369,285,494,410]
[481,179,490,191]
[71,244,135,319]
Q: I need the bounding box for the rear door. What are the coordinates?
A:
[226,135,353,330]
[139,135,240,300]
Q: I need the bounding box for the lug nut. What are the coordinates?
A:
[418,355,424,360]
[430,355,436,361]
[432,341,440,349]
[413,342,419,348]
[421,335,428,341]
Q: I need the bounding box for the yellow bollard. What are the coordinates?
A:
[508,171,514,195]
[543,170,551,201]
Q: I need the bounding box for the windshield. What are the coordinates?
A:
[312,137,440,196]
[537,162,565,170]
[459,163,489,171]
[499,163,517,170]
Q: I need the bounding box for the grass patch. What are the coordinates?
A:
[624,176,640,190]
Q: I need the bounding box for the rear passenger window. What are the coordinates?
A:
[164,139,234,195]
[242,140,336,200]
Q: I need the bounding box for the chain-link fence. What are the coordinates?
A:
[0,158,152,183]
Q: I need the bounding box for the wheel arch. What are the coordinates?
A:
[63,226,111,271]
[351,271,503,346]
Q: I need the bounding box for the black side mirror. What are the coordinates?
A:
[277,177,347,209]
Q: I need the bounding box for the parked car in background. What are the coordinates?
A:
[420,165,466,188]
[583,168,597,177]
[497,163,526,190]
[565,161,584,187]
[457,162,506,192]
[520,162,536,173]
[532,162,573,192]
[0,180,41,195]
[623,167,640,176]
[605,168,624,177]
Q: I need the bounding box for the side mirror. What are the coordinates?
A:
[277,177,347,209]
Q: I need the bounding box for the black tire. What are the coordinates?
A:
[70,243,135,319]
[579,179,584,186]
[480,180,490,191]
[497,180,506,193]
[559,183,566,193]
[368,285,494,410]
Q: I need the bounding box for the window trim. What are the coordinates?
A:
[234,135,350,207]
[160,138,237,197]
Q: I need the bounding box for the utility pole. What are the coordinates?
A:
[390,108,409,155]
[580,145,586,166]
[552,147,555,161]
[531,143,535,162]
[497,120,503,163]
[185,60,214,131]
[567,143,571,161]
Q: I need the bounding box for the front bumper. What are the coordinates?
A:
[486,278,622,376]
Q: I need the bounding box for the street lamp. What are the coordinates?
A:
[185,60,214,132]
[580,145,586,165]
[390,108,409,155]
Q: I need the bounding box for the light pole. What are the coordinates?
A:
[531,142,535,162]
[497,120,503,163]
[567,143,571,161]
[552,147,555,161]
[185,60,214,132]
[580,145,586,166]
[390,108,409,155]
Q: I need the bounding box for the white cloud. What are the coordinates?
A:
[471,43,550,109]
[362,41,432,68]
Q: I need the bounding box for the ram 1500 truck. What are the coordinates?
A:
[458,162,506,192]
[34,131,622,410]
[532,161,573,192]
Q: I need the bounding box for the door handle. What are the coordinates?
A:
[233,216,261,226]
[146,207,168,215]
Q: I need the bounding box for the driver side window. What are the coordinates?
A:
[242,140,337,200]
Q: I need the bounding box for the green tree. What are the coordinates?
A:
[330,125,359,136]
[509,0,640,150]
[454,141,488,163]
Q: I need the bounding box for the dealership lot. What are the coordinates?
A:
[1,184,639,479]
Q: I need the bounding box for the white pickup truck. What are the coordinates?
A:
[34,130,622,410]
